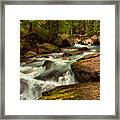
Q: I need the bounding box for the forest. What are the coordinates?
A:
[20,20,100,59]
[20,20,100,100]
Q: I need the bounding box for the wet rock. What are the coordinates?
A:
[26,60,44,67]
[35,67,69,82]
[38,43,59,54]
[91,35,100,45]
[81,35,100,45]
[54,34,75,47]
[35,69,63,81]
[20,79,29,94]
[78,47,90,51]
[62,52,73,57]
[62,39,72,47]
[81,38,93,45]
[24,51,37,58]
[42,60,55,70]
[20,58,35,64]
[71,54,100,83]
[20,66,33,74]
[37,48,52,54]
[70,51,83,55]
[39,81,100,100]
[62,51,83,57]
[78,53,99,61]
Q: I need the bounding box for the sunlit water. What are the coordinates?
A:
[20,44,100,100]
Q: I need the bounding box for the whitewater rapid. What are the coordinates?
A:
[20,44,100,100]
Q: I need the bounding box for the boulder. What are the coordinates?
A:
[38,47,52,54]
[38,43,59,54]
[24,51,37,58]
[42,60,55,70]
[62,51,83,57]
[62,52,73,57]
[70,51,83,55]
[62,51,83,60]
[81,35,100,45]
[78,47,90,51]
[91,35,100,45]
[39,81,100,100]
[61,39,72,47]
[20,79,29,94]
[81,38,93,45]
[53,34,75,47]
[20,66,33,74]
[35,67,69,82]
[71,54,100,83]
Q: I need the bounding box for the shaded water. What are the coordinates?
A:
[20,44,100,100]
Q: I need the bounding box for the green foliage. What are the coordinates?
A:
[85,20,100,37]
[20,20,100,47]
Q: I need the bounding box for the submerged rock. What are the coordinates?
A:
[42,60,55,70]
[78,47,90,51]
[35,68,69,82]
[62,51,83,58]
[39,81,100,100]
[62,52,73,57]
[71,54,100,83]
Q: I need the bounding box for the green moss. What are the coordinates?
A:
[24,51,37,58]
[39,43,59,52]
[39,82,100,100]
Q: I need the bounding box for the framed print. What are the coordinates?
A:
[0,0,119,119]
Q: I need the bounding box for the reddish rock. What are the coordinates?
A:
[71,54,100,83]
[39,81,100,100]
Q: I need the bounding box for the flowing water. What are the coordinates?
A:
[20,44,100,100]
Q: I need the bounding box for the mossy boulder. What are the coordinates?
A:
[39,81,100,100]
[71,54,100,83]
[24,51,37,58]
[38,43,60,54]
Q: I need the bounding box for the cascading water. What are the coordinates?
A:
[20,44,100,100]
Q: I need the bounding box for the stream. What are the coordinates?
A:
[20,44,100,100]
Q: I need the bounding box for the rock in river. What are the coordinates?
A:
[20,79,29,94]
[38,43,59,54]
[42,60,55,70]
[78,47,90,51]
[39,81,100,100]
[24,51,37,58]
[71,54,100,83]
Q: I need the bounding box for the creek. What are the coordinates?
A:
[20,44,100,100]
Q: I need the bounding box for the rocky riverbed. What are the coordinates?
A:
[20,44,100,100]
